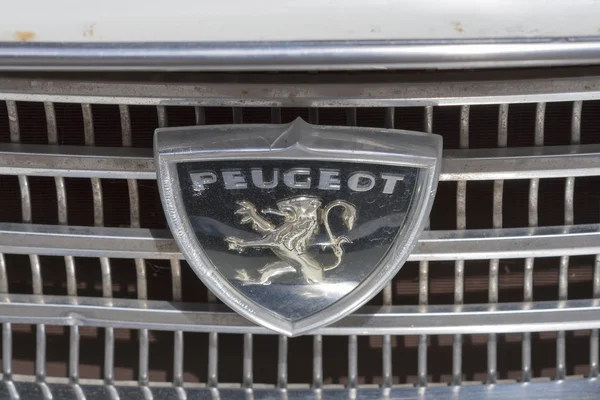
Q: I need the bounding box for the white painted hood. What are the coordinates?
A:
[1,0,599,43]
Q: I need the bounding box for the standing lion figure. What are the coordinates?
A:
[225,196,356,285]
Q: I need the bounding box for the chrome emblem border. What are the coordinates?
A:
[155,118,442,336]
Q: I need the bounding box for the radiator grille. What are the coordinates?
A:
[0,71,599,399]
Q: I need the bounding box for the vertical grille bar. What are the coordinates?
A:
[2,323,16,399]
[101,105,136,387]
[555,101,581,380]
[8,101,49,397]
[272,106,288,390]
[348,334,358,390]
[172,262,184,387]
[487,104,508,384]
[347,108,358,391]
[83,105,108,324]
[310,108,322,390]
[312,335,323,389]
[207,288,219,388]
[45,101,69,399]
[522,102,545,382]
[593,100,600,376]
[418,105,433,388]
[199,108,218,390]
[48,102,77,395]
[137,107,167,390]
[171,260,184,391]
[231,108,254,391]
[381,335,392,388]
[384,107,394,130]
[452,105,469,386]
[0,255,6,297]
[99,105,117,392]
[6,100,18,143]
[0,131,12,398]
[82,104,104,391]
[46,103,77,297]
[382,107,394,390]
[592,255,600,377]
[138,329,150,396]
[103,311,115,386]
[243,333,253,388]
[277,336,288,389]
[156,106,185,392]
[78,104,107,388]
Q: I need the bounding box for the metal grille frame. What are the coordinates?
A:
[0,70,599,399]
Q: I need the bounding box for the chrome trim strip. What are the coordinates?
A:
[440,144,600,180]
[415,224,600,261]
[2,39,600,71]
[1,72,600,106]
[0,144,156,179]
[0,223,180,259]
[0,294,599,335]
[1,223,599,261]
[2,143,600,181]
[3,379,600,399]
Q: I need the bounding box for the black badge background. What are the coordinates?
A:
[177,160,418,321]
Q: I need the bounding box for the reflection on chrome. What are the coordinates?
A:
[300,282,357,299]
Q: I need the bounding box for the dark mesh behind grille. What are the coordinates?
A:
[29,176,58,225]
[16,102,47,144]
[165,106,196,127]
[545,102,574,146]
[91,104,123,147]
[0,101,9,142]
[507,104,536,147]
[468,105,500,149]
[54,103,85,146]
[0,175,21,223]
[581,100,600,144]
[64,178,95,226]
[102,179,131,228]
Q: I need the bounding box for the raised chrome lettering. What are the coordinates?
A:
[318,169,341,190]
[252,168,279,189]
[222,169,248,190]
[190,171,217,192]
[381,173,405,194]
[348,171,376,192]
[284,168,311,189]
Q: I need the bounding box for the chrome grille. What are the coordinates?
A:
[0,71,600,399]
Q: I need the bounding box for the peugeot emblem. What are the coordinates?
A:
[155,118,442,336]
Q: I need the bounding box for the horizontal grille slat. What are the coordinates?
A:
[2,142,600,180]
[0,143,155,179]
[2,71,600,107]
[2,378,600,399]
[1,222,599,261]
[0,294,598,336]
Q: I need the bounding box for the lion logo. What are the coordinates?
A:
[225,196,357,285]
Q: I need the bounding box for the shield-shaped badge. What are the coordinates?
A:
[156,118,441,336]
